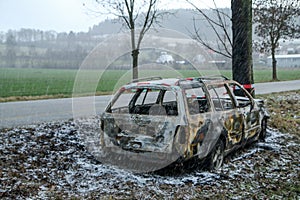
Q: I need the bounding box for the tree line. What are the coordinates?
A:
[0,29,102,69]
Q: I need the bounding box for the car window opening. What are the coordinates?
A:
[185,86,210,114]
[110,88,178,116]
[208,84,235,111]
[227,83,252,108]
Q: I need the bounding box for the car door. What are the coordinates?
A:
[207,83,244,149]
[183,83,217,158]
[226,82,261,140]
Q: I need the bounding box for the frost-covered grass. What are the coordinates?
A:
[0,119,299,199]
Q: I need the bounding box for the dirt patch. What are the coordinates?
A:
[0,95,69,103]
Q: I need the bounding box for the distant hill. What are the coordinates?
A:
[88,8,232,41]
[88,8,300,42]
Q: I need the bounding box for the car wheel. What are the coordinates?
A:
[206,139,225,171]
[259,118,267,140]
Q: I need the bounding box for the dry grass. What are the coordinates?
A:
[257,90,300,137]
[0,94,69,102]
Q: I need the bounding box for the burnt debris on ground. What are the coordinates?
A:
[0,118,299,199]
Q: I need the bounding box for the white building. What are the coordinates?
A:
[267,54,300,68]
[156,52,174,64]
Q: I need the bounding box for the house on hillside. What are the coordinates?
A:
[156,52,174,64]
[267,54,300,68]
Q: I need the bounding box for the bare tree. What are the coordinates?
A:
[232,0,254,96]
[95,0,163,80]
[187,0,232,58]
[253,0,300,81]
[188,0,254,96]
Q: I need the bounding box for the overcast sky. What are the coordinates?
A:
[0,0,230,33]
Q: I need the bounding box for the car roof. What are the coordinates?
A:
[127,78,180,87]
[125,76,230,88]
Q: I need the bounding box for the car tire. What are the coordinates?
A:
[206,139,225,171]
[259,118,268,140]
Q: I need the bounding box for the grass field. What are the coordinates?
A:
[0,67,300,101]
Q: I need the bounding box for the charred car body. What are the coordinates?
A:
[100,76,269,171]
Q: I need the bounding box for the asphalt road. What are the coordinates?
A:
[1,80,299,129]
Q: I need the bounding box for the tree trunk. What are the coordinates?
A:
[271,47,278,81]
[130,27,139,80]
[132,49,139,80]
[231,0,254,97]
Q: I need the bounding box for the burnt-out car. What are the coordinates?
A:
[100,76,269,172]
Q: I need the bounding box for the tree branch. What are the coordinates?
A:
[187,0,232,58]
[192,19,231,58]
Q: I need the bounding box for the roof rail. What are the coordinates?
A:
[129,76,163,84]
[198,75,229,80]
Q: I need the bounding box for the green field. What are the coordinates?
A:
[0,67,300,101]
